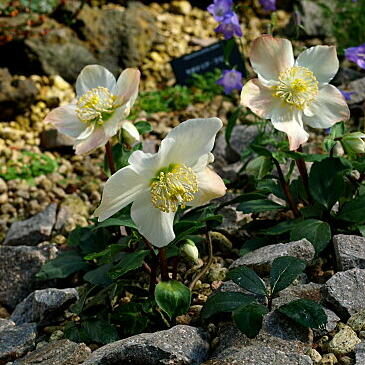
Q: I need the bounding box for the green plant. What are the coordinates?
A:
[201,256,327,338]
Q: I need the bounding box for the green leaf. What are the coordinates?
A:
[82,319,119,344]
[83,264,113,286]
[154,280,191,320]
[223,38,236,64]
[246,156,273,180]
[225,107,242,144]
[227,266,267,296]
[239,237,269,256]
[109,250,150,279]
[308,158,348,209]
[337,194,365,223]
[262,220,299,236]
[233,303,268,338]
[237,199,284,213]
[84,244,124,262]
[36,251,90,280]
[92,216,137,230]
[278,299,327,329]
[250,144,273,157]
[290,219,331,253]
[270,256,306,296]
[330,122,345,139]
[201,292,255,319]
[134,121,153,135]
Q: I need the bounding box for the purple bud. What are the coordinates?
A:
[207,0,234,22]
[215,13,243,39]
[216,69,243,94]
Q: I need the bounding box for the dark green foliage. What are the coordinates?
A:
[227,266,267,296]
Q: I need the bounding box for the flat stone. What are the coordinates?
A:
[333,234,365,271]
[324,268,365,318]
[328,324,361,355]
[0,323,37,364]
[13,339,91,365]
[11,288,78,325]
[81,325,209,365]
[0,245,58,309]
[355,342,365,364]
[40,129,75,149]
[4,204,57,246]
[230,239,315,275]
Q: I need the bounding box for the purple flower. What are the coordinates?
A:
[259,0,276,11]
[215,13,243,39]
[217,69,243,94]
[340,90,355,101]
[345,43,365,69]
[207,0,234,22]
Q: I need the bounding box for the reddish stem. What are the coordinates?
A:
[105,141,116,175]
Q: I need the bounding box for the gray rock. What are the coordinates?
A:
[227,125,260,162]
[355,342,365,364]
[11,288,78,325]
[0,319,15,331]
[333,234,365,271]
[40,129,75,149]
[230,239,315,275]
[327,324,361,355]
[4,204,57,246]
[0,323,37,364]
[324,268,365,318]
[347,77,365,105]
[314,308,340,337]
[81,325,209,365]
[13,339,91,365]
[0,245,58,309]
[215,206,245,239]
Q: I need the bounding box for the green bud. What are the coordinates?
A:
[341,132,365,154]
[121,121,140,146]
[181,239,199,262]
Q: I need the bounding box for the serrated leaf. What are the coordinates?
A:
[233,303,268,338]
[278,299,327,329]
[109,250,150,279]
[155,280,191,320]
[227,266,267,296]
[237,199,284,213]
[201,292,255,319]
[270,256,306,296]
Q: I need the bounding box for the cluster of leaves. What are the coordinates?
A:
[317,0,365,52]
[0,150,58,181]
[202,256,327,338]
[0,0,60,15]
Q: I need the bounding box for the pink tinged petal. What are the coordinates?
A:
[74,127,109,154]
[296,45,339,84]
[240,78,277,118]
[271,107,309,151]
[94,166,148,221]
[188,168,227,207]
[131,191,175,247]
[44,104,85,138]
[250,35,294,81]
[76,124,95,140]
[113,68,141,110]
[303,84,350,129]
[159,118,223,167]
[76,65,116,97]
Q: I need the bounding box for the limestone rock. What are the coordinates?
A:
[333,234,365,271]
[347,309,365,332]
[328,325,361,355]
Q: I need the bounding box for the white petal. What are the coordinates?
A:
[113,68,140,111]
[76,124,95,140]
[303,85,350,129]
[191,153,213,173]
[76,65,116,97]
[131,191,175,247]
[74,127,109,154]
[296,45,339,84]
[188,168,227,207]
[44,104,84,138]
[241,78,278,118]
[94,166,148,221]
[103,107,125,138]
[250,35,294,82]
[159,118,223,167]
[271,107,309,151]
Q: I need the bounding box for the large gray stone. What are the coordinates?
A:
[4,204,57,246]
[0,323,37,364]
[355,342,365,364]
[347,77,365,105]
[13,339,91,365]
[11,288,78,325]
[81,325,209,365]
[324,268,365,318]
[0,318,15,331]
[333,234,365,271]
[230,239,315,275]
[0,245,58,309]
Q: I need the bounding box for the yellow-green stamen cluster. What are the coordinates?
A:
[150,164,198,213]
[76,86,116,125]
[273,66,319,110]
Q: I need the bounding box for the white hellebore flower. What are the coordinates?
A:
[241,35,350,150]
[94,118,227,247]
[44,65,140,154]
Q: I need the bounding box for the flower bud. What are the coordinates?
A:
[341,132,365,154]
[121,121,140,146]
[181,239,199,262]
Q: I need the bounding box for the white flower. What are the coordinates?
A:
[44,65,140,154]
[241,35,350,150]
[94,118,227,247]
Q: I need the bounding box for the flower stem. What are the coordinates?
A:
[272,157,300,217]
[105,141,116,175]
[158,248,169,281]
[189,227,213,290]
[295,147,313,204]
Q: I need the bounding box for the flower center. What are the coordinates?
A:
[76,87,116,125]
[273,66,319,110]
[150,164,198,213]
